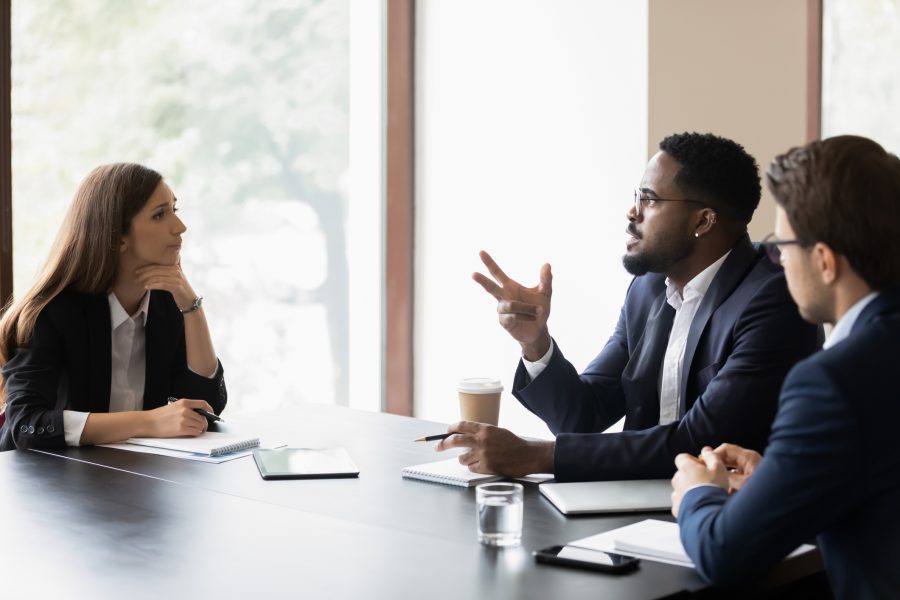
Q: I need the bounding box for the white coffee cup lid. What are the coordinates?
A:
[457,377,504,394]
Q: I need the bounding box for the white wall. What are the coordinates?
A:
[415,0,648,438]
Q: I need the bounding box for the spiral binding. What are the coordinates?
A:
[210,438,260,456]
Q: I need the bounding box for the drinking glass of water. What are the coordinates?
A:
[476,482,524,547]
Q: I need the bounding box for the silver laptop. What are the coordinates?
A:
[539,479,672,515]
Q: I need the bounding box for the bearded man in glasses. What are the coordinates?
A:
[437,131,821,481]
[672,135,900,599]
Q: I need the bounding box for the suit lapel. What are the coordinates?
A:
[678,234,759,415]
[625,292,675,429]
[86,294,112,413]
[143,291,168,410]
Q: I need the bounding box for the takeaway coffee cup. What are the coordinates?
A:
[457,378,503,426]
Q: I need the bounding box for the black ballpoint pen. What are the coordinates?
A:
[167,396,224,422]
[413,432,454,442]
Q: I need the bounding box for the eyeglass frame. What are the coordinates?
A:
[633,189,709,218]
[759,233,811,264]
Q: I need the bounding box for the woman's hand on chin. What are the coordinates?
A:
[134,263,197,310]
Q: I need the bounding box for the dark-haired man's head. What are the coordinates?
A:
[659,132,762,224]
[623,132,761,286]
[767,135,900,324]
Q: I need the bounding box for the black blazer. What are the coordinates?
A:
[0,289,227,450]
[679,291,900,599]
[513,234,822,480]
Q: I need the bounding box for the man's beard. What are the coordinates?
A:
[622,228,693,276]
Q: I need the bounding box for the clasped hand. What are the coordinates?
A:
[670,443,762,517]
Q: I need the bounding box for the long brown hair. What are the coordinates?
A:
[0,163,163,408]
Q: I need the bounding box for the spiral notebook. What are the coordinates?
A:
[124,431,260,457]
[401,457,502,488]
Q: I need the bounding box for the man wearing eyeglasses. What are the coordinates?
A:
[437,131,821,481]
[671,135,900,599]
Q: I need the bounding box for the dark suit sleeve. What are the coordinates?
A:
[677,360,859,587]
[553,274,819,481]
[170,361,227,417]
[1,310,67,450]
[168,321,227,416]
[172,361,226,415]
[512,303,630,434]
[144,291,226,415]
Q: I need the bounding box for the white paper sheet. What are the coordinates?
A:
[566,519,815,569]
[99,439,286,463]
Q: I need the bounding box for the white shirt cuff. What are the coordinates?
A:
[522,340,555,381]
[188,360,219,380]
[63,410,90,446]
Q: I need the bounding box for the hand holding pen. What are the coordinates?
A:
[413,432,455,442]
[167,396,224,422]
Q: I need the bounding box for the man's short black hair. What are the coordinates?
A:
[659,132,761,225]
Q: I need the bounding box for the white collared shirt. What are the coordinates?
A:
[657,251,730,424]
[62,292,151,446]
[822,291,879,349]
[523,251,731,427]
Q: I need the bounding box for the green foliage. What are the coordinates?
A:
[12,0,352,407]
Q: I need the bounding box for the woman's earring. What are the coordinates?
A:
[694,232,700,238]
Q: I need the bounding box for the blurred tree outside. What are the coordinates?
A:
[12,0,351,409]
[822,0,900,153]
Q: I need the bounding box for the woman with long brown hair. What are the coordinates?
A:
[0,163,226,450]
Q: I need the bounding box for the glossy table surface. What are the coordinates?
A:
[1,404,822,599]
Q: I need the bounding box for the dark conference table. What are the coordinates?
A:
[0,404,822,599]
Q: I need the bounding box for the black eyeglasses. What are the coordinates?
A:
[759,233,809,264]
[633,189,707,217]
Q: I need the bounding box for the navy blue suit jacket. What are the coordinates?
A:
[0,289,227,450]
[513,234,821,480]
[678,291,900,599]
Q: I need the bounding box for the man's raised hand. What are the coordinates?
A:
[472,250,553,361]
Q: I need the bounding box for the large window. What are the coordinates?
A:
[415,1,647,438]
[11,0,383,413]
[822,0,900,152]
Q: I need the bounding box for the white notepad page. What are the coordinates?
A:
[401,457,552,487]
[568,519,815,569]
[611,520,690,563]
[401,458,501,487]
[124,431,260,457]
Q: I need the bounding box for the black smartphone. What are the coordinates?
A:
[533,545,640,574]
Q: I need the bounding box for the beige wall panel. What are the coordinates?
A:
[649,0,816,239]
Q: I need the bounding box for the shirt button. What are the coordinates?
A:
[47,425,56,434]
[19,425,27,433]
[37,427,45,435]
[27,426,35,434]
